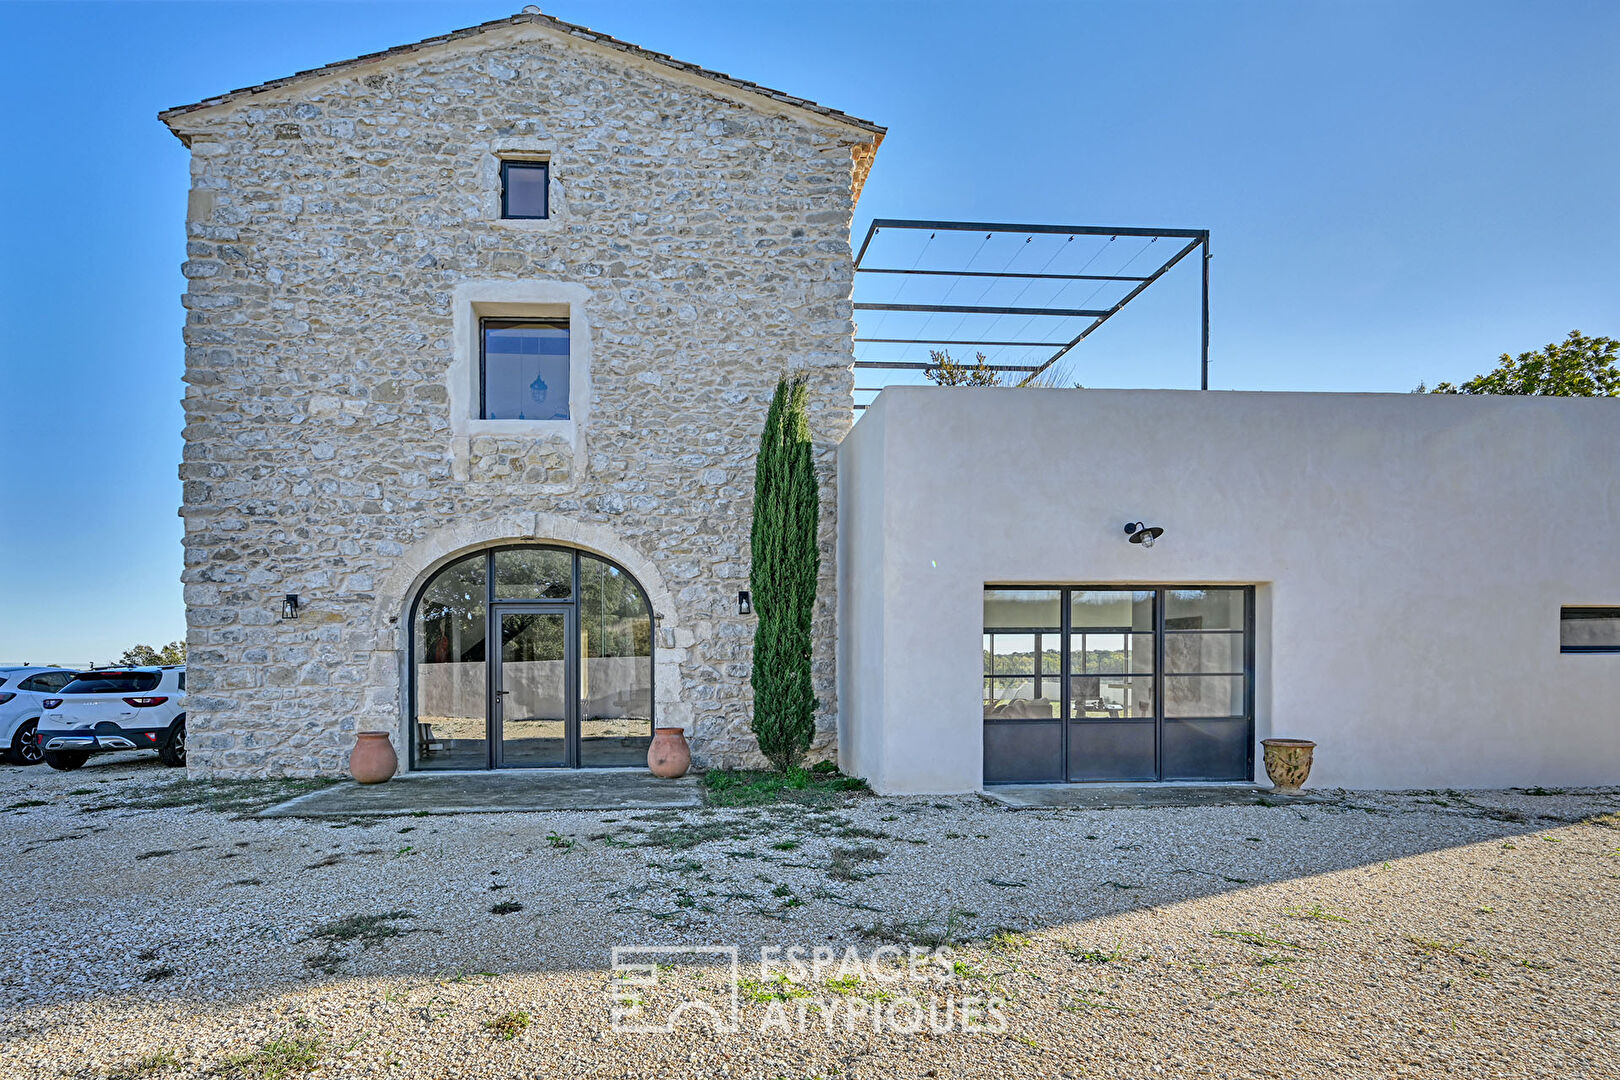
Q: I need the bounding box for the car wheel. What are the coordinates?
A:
[4,719,45,766]
[159,717,186,767]
[44,750,89,771]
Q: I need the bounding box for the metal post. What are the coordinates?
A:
[1200,237,1211,390]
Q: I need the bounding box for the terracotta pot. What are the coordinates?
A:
[648,727,691,779]
[1262,738,1315,793]
[349,732,398,785]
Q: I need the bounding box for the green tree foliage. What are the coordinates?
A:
[116,641,186,667]
[749,376,820,773]
[925,349,1004,386]
[1421,330,1620,396]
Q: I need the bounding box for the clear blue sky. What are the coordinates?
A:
[1,0,1616,665]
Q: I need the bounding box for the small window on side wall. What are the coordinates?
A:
[500,160,549,219]
[1561,607,1620,653]
[481,319,570,421]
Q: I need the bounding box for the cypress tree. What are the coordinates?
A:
[749,375,820,773]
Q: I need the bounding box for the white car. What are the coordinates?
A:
[0,666,79,765]
[36,666,187,771]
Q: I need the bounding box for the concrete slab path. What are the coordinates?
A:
[258,768,701,817]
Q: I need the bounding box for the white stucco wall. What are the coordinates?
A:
[837,387,1620,794]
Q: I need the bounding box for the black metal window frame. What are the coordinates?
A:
[983,584,1255,783]
[407,543,655,771]
[478,317,571,421]
[1560,606,1620,654]
[499,159,550,219]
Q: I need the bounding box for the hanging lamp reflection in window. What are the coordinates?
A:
[529,371,549,404]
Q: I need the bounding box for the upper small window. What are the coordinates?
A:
[481,319,570,421]
[500,160,549,219]
[1561,607,1620,653]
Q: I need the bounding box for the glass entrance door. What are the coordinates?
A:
[496,608,571,767]
[411,545,656,771]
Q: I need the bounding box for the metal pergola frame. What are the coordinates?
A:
[852,219,1211,400]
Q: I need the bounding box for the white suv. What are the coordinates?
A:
[36,666,187,771]
[0,667,79,765]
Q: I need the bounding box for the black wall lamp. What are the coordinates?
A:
[1124,521,1164,548]
[738,590,752,616]
[281,594,301,620]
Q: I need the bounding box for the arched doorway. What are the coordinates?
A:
[409,544,654,769]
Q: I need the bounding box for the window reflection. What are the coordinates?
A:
[414,552,488,769]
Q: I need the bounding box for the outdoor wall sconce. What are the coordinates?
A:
[738,590,753,616]
[1124,521,1164,547]
[281,594,300,620]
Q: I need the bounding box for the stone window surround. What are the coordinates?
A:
[448,278,593,448]
[483,142,562,229]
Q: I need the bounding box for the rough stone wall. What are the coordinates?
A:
[171,24,871,776]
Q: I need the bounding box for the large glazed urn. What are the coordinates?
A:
[349,732,398,785]
[1261,738,1315,793]
[648,727,691,779]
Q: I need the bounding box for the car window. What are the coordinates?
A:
[44,672,75,691]
[18,674,54,692]
[61,672,161,694]
[177,671,186,692]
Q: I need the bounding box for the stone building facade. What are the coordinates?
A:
[162,11,883,777]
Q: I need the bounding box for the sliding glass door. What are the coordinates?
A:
[984,585,1253,783]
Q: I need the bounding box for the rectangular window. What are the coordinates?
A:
[480,319,570,420]
[500,160,549,219]
[1561,607,1620,653]
[983,585,1254,784]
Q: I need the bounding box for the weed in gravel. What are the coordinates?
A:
[218,1034,325,1079]
[739,973,813,1003]
[986,878,1028,888]
[303,854,344,869]
[1283,903,1350,923]
[702,767,868,808]
[828,844,886,882]
[486,1011,531,1040]
[136,947,160,961]
[770,839,800,850]
[546,831,575,850]
[653,856,705,874]
[861,908,972,949]
[1252,954,1298,967]
[1067,941,1125,965]
[639,821,742,850]
[230,878,264,887]
[136,849,176,860]
[1213,929,1304,950]
[986,930,1030,952]
[6,799,49,810]
[106,1050,181,1079]
[1406,934,1478,960]
[68,788,98,796]
[308,911,413,946]
[140,965,178,982]
[490,901,525,915]
[1522,786,1567,796]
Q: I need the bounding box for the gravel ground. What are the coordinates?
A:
[3,755,1618,1080]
